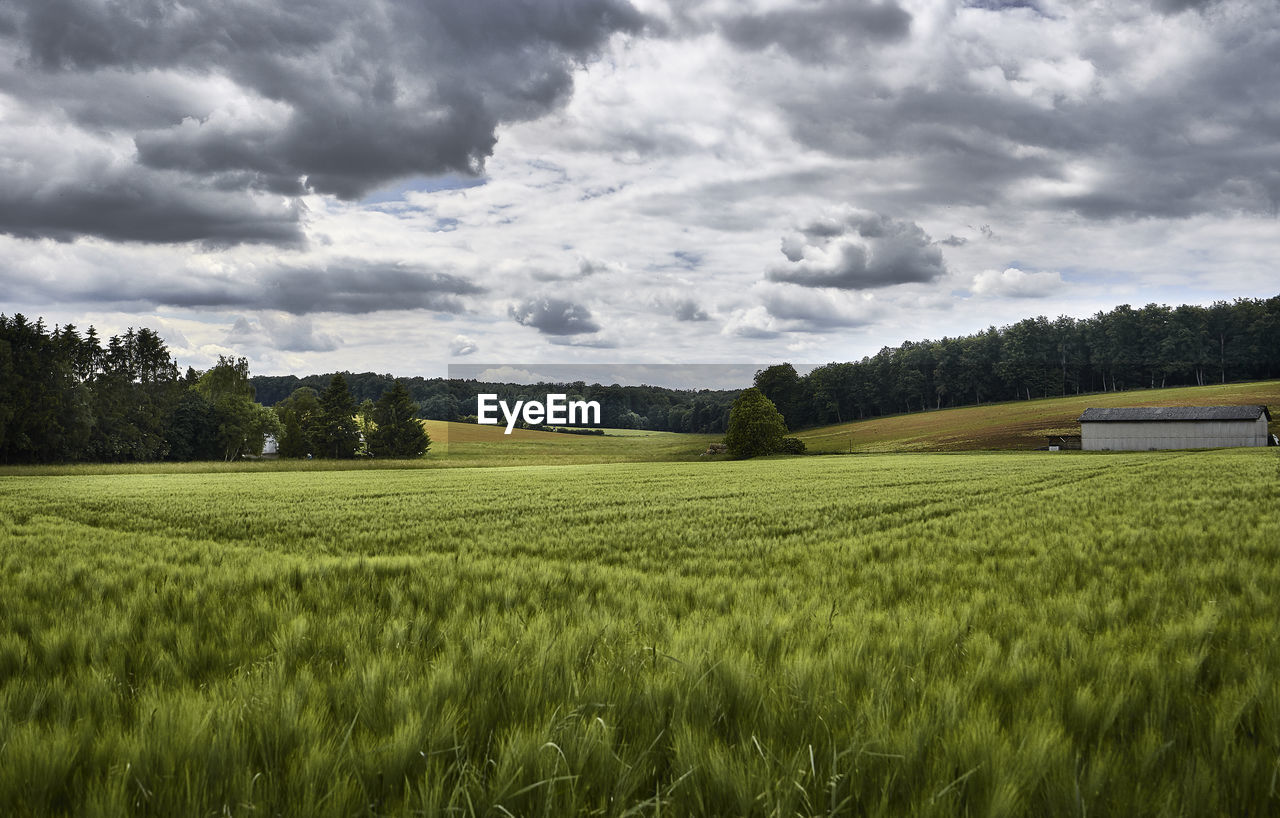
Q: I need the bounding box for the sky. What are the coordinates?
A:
[1,0,1277,382]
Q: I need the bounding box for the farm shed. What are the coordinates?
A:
[1078,405,1271,451]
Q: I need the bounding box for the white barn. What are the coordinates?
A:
[1078,405,1272,451]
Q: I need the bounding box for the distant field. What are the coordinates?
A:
[2,450,1278,816]
[798,380,1280,453]
[423,419,717,465]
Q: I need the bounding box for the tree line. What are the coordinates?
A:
[0,315,427,464]
[273,378,429,460]
[752,297,1280,431]
[253,373,741,434]
[4,295,1276,461]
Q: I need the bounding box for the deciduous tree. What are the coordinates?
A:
[724,388,787,459]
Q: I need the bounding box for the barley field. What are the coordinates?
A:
[1,450,1278,816]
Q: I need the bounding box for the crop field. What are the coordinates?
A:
[2,450,1279,816]
[423,421,720,466]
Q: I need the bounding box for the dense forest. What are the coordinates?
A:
[0,316,424,464]
[751,296,1280,431]
[0,315,280,464]
[3,296,1277,462]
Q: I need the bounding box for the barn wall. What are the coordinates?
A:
[1081,417,1269,450]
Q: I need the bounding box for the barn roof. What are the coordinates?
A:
[1078,405,1271,423]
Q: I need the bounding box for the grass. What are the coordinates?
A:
[797,379,1280,453]
[2,449,1279,815]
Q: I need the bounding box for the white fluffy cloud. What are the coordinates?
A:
[971,268,1065,299]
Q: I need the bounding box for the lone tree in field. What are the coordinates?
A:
[724,387,788,459]
[368,380,431,458]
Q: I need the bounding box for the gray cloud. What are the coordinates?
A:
[0,161,304,246]
[549,334,619,348]
[720,0,911,61]
[759,287,878,330]
[450,335,479,356]
[970,267,1064,298]
[225,314,341,352]
[673,299,710,321]
[529,257,623,283]
[964,0,1041,10]
[768,210,946,290]
[509,297,601,335]
[262,264,484,314]
[1,258,483,315]
[0,0,647,241]
[766,1,1280,222]
[1152,0,1219,14]
[721,306,781,339]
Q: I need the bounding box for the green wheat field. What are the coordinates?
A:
[2,450,1279,816]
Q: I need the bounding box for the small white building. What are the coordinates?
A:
[1078,405,1272,451]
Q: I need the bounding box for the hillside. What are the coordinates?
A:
[423,420,718,465]
[796,379,1280,453]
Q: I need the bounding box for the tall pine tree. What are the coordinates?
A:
[316,374,361,458]
[369,380,430,458]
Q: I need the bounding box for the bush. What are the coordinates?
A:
[780,437,806,455]
[723,388,788,459]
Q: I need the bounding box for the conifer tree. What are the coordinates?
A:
[316,374,360,458]
[368,380,430,458]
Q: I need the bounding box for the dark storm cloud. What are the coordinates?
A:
[0,168,305,245]
[0,0,647,242]
[263,264,484,315]
[720,0,911,60]
[149,264,481,314]
[509,297,601,335]
[768,211,946,290]
[1,259,482,314]
[772,0,1280,221]
[782,86,1076,208]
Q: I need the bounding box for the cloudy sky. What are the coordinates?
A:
[1,0,1277,379]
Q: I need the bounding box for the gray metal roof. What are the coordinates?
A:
[1078,405,1271,423]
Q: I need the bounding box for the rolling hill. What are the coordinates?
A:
[795,379,1280,453]
[422,420,719,464]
